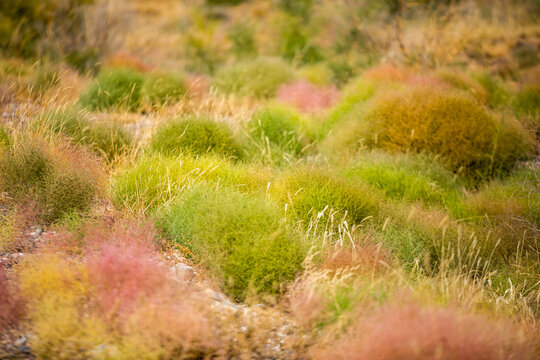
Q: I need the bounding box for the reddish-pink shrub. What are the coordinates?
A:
[277,80,340,114]
[85,228,168,317]
[315,303,536,360]
[0,266,23,332]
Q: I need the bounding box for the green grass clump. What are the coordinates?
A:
[79,68,145,112]
[0,137,103,223]
[341,152,468,218]
[212,57,295,98]
[332,88,534,181]
[318,78,377,140]
[156,184,305,301]
[513,85,540,132]
[112,153,271,212]
[273,167,380,224]
[150,116,242,159]
[246,106,308,164]
[38,108,133,161]
[472,71,511,108]
[142,71,188,106]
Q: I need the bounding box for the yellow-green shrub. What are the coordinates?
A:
[212,57,295,98]
[341,152,468,218]
[142,71,188,106]
[150,116,242,159]
[112,153,271,212]
[272,166,380,224]
[156,184,306,301]
[79,68,145,112]
[245,106,311,165]
[17,254,110,360]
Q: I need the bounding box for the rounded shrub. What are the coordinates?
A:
[335,88,534,180]
[88,121,134,161]
[156,184,306,301]
[464,166,539,260]
[212,57,295,98]
[142,71,188,106]
[150,116,242,159]
[112,153,270,212]
[273,167,380,224]
[341,152,467,217]
[247,106,306,155]
[79,68,145,112]
[0,137,103,223]
[39,108,133,161]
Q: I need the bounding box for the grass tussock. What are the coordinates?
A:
[3,1,540,358]
[212,57,295,98]
[246,106,310,164]
[111,152,271,213]
[79,68,145,112]
[273,166,380,225]
[0,136,104,223]
[150,115,242,159]
[157,184,306,301]
[142,71,188,107]
[36,108,133,161]
[14,223,220,359]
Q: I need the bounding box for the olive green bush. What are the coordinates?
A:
[142,71,188,106]
[150,116,242,159]
[0,137,103,223]
[212,57,295,98]
[79,68,145,111]
[39,108,133,161]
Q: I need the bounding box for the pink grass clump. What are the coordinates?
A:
[277,80,340,114]
[315,303,537,360]
[85,225,169,317]
[0,266,23,332]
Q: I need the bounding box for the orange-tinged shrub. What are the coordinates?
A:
[360,88,534,179]
[104,51,152,73]
[362,64,412,83]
